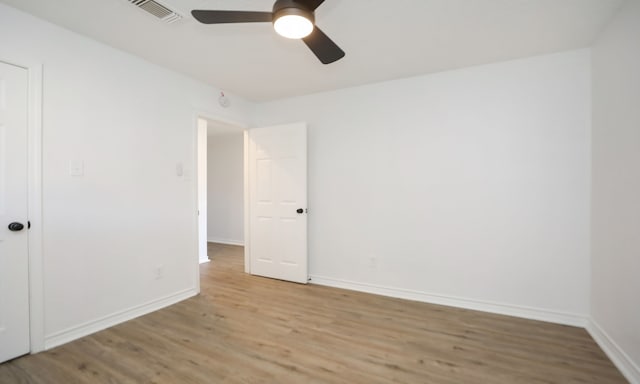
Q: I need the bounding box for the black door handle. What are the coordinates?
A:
[8,222,25,231]
[296,208,304,214]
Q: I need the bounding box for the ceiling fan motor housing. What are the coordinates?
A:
[272,0,315,24]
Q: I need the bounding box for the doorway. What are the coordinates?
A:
[196,117,246,267]
[195,119,309,284]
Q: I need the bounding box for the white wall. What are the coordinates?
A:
[0,3,253,347]
[255,50,592,323]
[591,0,640,381]
[207,133,244,245]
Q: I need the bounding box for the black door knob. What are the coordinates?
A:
[296,208,304,214]
[8,222,25,231]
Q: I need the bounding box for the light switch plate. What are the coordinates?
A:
[69,160,84,176]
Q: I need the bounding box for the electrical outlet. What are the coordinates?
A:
[154,264,164,280]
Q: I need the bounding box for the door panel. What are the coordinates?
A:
[249,123,307,284]
[0,61,30,363]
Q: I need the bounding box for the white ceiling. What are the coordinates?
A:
[0,0,624,101]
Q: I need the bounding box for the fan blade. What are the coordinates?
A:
[191,10,273,24]
[296,0,325,11]
[302,26,345,64]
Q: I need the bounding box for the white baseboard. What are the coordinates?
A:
[199,257,210,264]
[587,318,640,384]
[207,238,244,246]
[309,275,587,327]
[44,287,198,350]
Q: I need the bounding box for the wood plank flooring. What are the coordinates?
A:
[0,243,627,383]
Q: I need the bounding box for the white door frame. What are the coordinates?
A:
[243,130,250,274]
[1,57,44,353]
[192,113,250,286]
[196,118,209,265]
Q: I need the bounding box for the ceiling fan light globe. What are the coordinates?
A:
[273,14,314,39]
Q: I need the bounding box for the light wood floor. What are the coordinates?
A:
[0,243,627,383]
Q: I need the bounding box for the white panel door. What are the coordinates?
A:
[0,61,30,363]
[249,123,307,284]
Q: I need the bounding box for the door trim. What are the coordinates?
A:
[1,57,44,353]
[27,61,44,354]
[192,113,249,284]
[197,118,209,265]
[243,130,250,274]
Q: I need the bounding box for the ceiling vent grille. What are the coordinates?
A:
[127,0,182,23]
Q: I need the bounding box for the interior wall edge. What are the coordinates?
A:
[587,318,640,384]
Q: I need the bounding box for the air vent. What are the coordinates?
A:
[127,0,182,23]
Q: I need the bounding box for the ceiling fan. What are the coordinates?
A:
[191,0,345,64]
